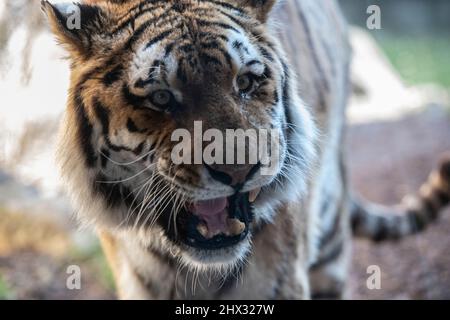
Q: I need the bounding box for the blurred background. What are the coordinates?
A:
[0,0,449,299]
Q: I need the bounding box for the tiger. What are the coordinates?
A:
[41,0,450,299]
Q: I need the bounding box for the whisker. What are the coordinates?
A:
[99,148,156,166]
[96,162,156,184]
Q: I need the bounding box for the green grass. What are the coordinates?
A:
[87,245,116,292]
[0,274,14,300]
[377,35,450,88]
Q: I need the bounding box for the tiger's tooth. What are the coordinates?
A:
[197,222,209,238]
[227,218,246,236]
[248,187,261,203]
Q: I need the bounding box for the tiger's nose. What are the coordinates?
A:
[205,163,261,188]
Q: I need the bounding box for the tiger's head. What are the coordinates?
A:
[43,0,316,270]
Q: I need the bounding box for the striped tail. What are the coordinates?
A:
[351,155,450,242]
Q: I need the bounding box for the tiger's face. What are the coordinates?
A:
[44,0,316,270]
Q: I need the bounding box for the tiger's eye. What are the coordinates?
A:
[236,74,254,93]
[151,90,172,108]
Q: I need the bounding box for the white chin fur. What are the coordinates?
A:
[178,238,252,272]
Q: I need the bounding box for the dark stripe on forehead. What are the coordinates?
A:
[179,43,195,52]
[144,29,175,50]
[74,93,97,167]
[110,2,168,35]
[232,40,249,54]
[217,9,248,29]
[115,0,160,21]
[201,40,233,69]
[246,59,263,67]
[200,40,228,53]
[198,32,229,42]
[199,52,223,67]
[196,19,240,34]
[232,40,252,65]
[258,45,274,62]
[124,10,173,50]
[203,0,248,15]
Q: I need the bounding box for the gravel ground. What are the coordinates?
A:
[0,252,114,300]
[348,106,450,299]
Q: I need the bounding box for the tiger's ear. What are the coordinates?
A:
[41,1,108,59]
[235,0,277,22]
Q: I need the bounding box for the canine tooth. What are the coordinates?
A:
[197,222,209,238]
[227,218,245,236]
[248,187,261,203]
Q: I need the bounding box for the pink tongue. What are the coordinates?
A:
[191,197,228,236]
[192,197,227,216]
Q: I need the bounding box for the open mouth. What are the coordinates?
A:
[160,189,261,250]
